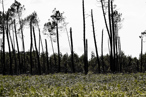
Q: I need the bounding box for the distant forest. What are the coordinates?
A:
[0,0,145,75]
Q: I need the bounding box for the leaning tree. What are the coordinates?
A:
[99,0,123,72]
[10,1,26,73]
[91,9,101,73]
[23,11,41,74]
[50,9,65,72]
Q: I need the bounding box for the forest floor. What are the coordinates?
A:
[0,73,146,96]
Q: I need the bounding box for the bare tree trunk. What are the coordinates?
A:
[2,0,6,75]
[111,0,116,72]
[6,16,13,75]
[115,36,118,71]
[91,9,100,73]
[2,23,5,75]
[56,22,60,72]
[85,39,88,74]
[100,0,110,37]
[82,0,86,60]
[38,28,41,54]
[18,13,25,74]
[37,25,45,73]
[50,57,52,73]
[108,0,114,72]
[11,25,15,49]
[101,29,104,72]
[32,27,41,75]
[49,31,57,70]
[0,49,2,74]
[30,22,33,74]
[141,36,143,72]
[41,52,45,74]
[38,26,46,73]
[119,55,122,72]
[8,25,17,74]
[45,39,49,74]
[70,27,75,73]
[14,19,21,74]
[37,24,44,54]
[39,30,44,53]
[82,0,87,74]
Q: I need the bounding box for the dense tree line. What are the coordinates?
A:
[0,50,145,74]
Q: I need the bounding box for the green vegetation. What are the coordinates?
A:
[0,73,146,96]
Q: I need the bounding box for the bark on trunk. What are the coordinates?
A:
[82,0,87,74]
[91,9,100,73]
[8,25,17,74]
[101,29,104,72]
[32,27,41,75]
[30,22,33,74]
[2,0,6,75]
[45,39,49,74]
[14,19,21,74]
[70,28,75,73]
[6,17,13,75]
[56,22,60,72]
[49,31,57,70]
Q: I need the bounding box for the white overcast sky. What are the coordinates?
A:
[1,0,146,59]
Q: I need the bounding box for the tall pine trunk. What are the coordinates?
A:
[30,22,33,74]
[2,0,6,75]
[82,0,87,75]
[141,36,143,72]
[37,24,44,52]
[91,9,100,73]
[8,25,17,74]
[111,0,116,72]
[49,31,57,71]
[6,16,12,75]
[9,30,17,74]
[101,29,104,72]
[85,39,88,74]
[70,27,75,73]
[38,26,45,73]
[107,0,114,72]
[50,57,52,73]
[18,13,25,73]
[32,27,41,75]
[11,25,15,49]
[38,27,41,54]
[45,39,49,74]
[2,21,5,75]
[14,19,21,74]
[56,22,60,72]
